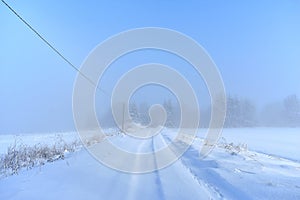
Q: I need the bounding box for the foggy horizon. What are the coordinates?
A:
[1,1,300,133]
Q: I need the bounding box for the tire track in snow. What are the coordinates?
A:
[125,138,165,200]
[161,133,251,200]
[125,139,148,200]
[150,137,166,200]
[156,133,223,200]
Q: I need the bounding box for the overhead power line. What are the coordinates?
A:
[1,0,107,95]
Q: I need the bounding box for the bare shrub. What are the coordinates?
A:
[0,135,82,177]
[218,137,248,155]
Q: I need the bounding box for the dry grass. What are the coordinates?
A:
[0,135,81,177]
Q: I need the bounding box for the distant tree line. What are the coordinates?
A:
[224,94,300,127]
[129,99,179,127]
[260,94,300,127]
[217,94,300,127]
[100,94,300,128]
[224,96,257,127]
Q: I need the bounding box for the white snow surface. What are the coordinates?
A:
[0,128,300,200]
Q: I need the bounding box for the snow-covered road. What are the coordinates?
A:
[1,129,300,200]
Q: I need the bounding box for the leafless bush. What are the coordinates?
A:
[218,137,248,155]
[0,135,82,177]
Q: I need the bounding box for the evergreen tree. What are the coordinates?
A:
[283,94,300,127]
[129,102,140,123]
[163,99,175,127]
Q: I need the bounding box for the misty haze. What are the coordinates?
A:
[1,1,300,200]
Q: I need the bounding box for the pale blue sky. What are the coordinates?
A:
[1,0,300,133]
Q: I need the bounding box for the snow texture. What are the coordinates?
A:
[0,128,299,200]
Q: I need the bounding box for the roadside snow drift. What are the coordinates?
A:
[0,128,300,200]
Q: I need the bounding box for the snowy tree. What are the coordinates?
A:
[240,99,256,127]
[139,102,150,125]
[225,96,256,127]
[129,102,140,123]
[225,96,240,127]
[163,99,175,127]
[283,94,300,127]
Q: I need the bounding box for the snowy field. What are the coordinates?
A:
[0,128,300,200]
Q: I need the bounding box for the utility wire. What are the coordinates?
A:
[1,0,108,95]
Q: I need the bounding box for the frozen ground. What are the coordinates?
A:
[0,128,300,200]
